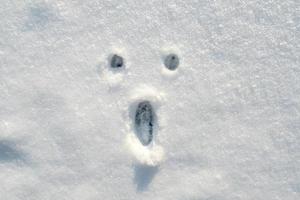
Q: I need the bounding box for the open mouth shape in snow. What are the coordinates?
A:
[126,86,165,166]
[134,100,154,146]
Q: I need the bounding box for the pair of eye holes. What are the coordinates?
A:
[110,53,180,71]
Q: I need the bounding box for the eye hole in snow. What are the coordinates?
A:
[110,54,124,68]
[164,53,179,70]
[134,101,154,146]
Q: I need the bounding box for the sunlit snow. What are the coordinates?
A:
[0,0,299,199]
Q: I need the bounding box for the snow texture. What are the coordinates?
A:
[0,0,300,199]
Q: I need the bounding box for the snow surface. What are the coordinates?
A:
[0,0,300,199]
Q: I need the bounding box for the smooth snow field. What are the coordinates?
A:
[0,0,299,199]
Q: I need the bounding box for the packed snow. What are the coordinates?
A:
[0,0,299,199]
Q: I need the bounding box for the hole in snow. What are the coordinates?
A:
[110,54,124,68]
[164,53,179,70]
[134,101,155,146]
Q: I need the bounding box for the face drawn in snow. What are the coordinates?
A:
[98,49,182,166]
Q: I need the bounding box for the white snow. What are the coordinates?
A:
[0,0,299,199]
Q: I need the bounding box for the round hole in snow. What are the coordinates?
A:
[164,53,179,70]
[110,54,124,68]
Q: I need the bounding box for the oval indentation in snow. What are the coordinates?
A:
[134,101,154,146]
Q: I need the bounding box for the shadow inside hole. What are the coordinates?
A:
[96,54,126,76]
[134,101,157,146]
[110,54,124,68]
[107,54,126,73]
[164,53,179,70]
[0,140,26,163]
[134,164,159,192]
